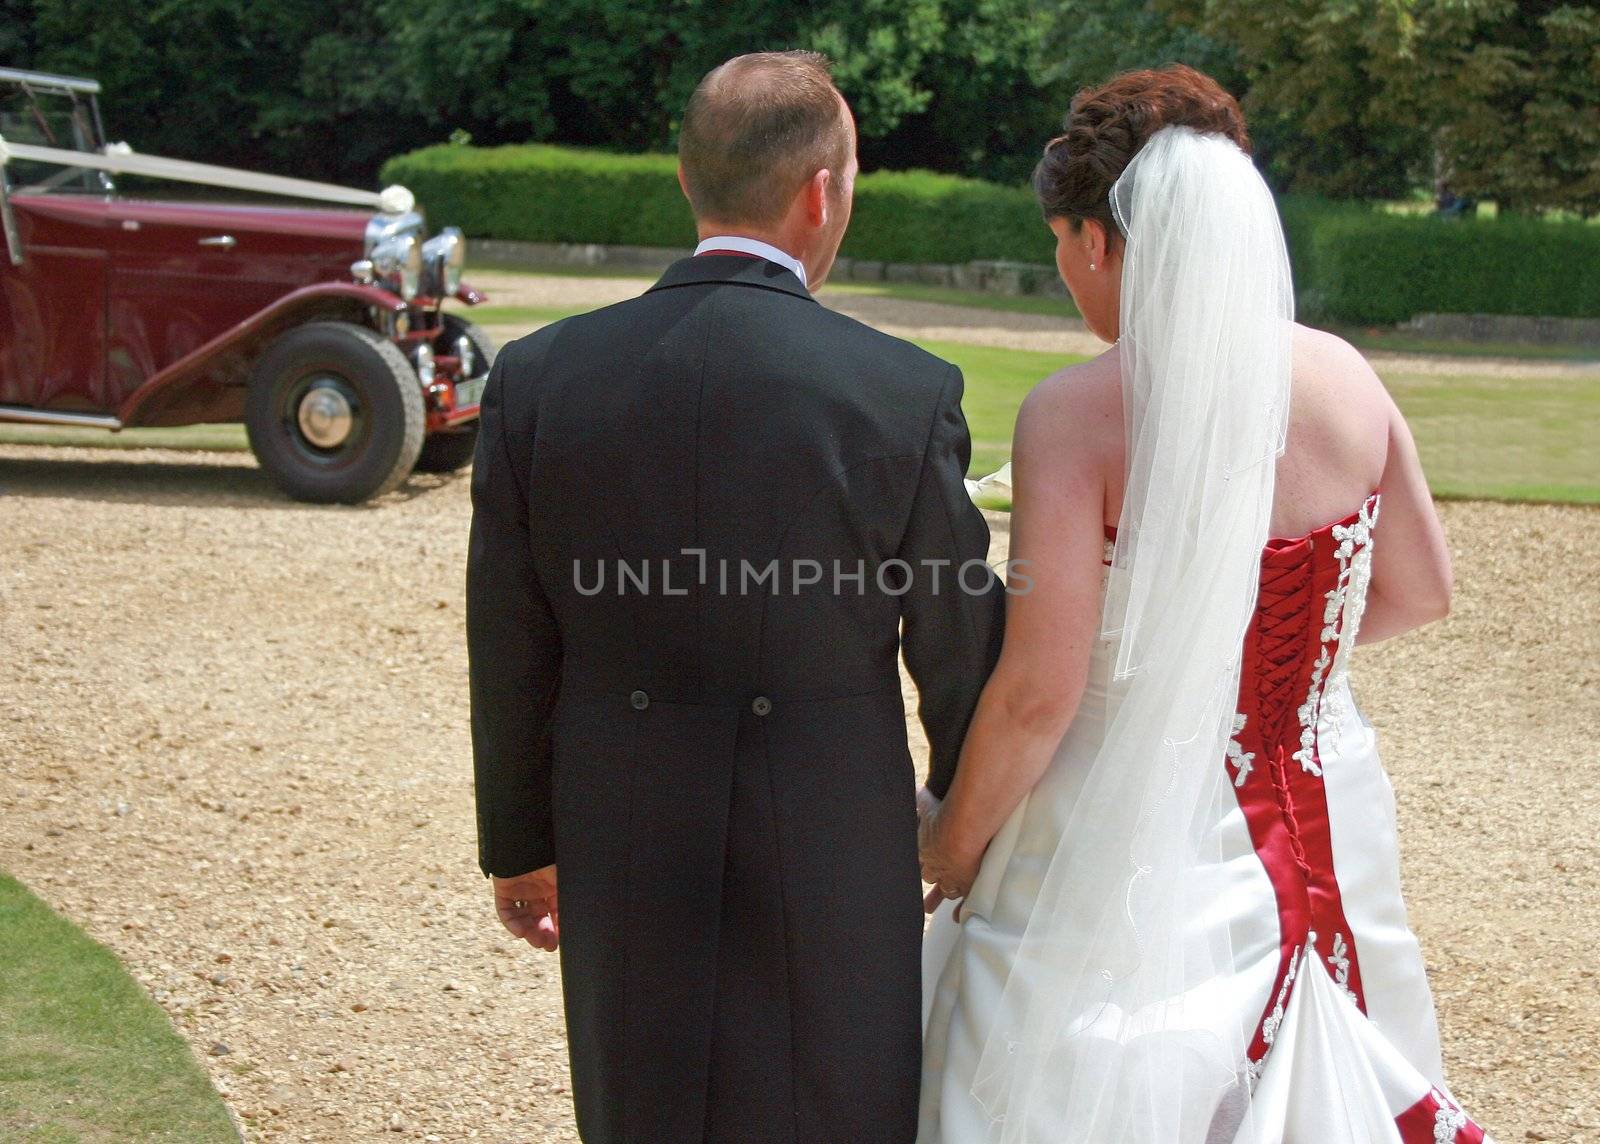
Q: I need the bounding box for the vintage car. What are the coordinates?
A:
[0,67,491,503]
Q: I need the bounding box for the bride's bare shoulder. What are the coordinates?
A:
[1014,348,1122,465]
[1292,322,1382,386]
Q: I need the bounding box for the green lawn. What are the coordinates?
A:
[1378,371,1600,504]
[472,270,1083,318]
[915,340,1084,476]
[822,280,1081,319]
[4,306,1593,505]
[468,303,593,326]
[937,344,1599,505]
[0,424,247,451]
[0,873,237,1143]
[1343,330,1599,363]
[472,257,1080,317]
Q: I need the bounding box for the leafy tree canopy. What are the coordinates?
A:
[2,0,1595,212]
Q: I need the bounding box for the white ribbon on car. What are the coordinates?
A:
[0,132,412,213]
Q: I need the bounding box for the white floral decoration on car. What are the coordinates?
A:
[378,184,416,215]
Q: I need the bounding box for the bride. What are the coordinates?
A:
[916,66,1492,1143]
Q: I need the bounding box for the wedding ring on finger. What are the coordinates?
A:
[941,884,962,900]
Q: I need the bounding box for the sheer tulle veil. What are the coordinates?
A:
[966,125,1294,1141]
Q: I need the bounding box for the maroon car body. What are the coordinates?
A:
[0,67,491,502]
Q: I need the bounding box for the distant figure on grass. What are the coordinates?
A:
[467,51,1002,1143]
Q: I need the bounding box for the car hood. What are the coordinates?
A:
[114,197,375,243]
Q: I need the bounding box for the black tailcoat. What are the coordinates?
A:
[467,255,1004,1143]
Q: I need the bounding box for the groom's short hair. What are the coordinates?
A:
[679,51,852,227]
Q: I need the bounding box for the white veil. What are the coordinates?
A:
[967,126,1294,1141]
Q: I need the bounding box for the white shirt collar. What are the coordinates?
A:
[693,235,808,288]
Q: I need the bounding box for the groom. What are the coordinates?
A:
[467,50,1004,1143]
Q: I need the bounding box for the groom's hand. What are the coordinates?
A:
[492,865,560,952]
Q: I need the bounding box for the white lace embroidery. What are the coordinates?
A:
[1226,713,1255,787]
[1328,495,1381,687]
[1247,942,1305,1083]
[1320,495,1380,753]
[1291,646,1330,776]
[1291,494,1380,777]
[1326,932,1358,1004]
[1432,1088,1469,1142]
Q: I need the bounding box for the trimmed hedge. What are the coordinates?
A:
[835,169,1043,264]
[1303,212,1600,325]
[382,145,699,250]
[381,143,1050,264]
[383,143,1600,325]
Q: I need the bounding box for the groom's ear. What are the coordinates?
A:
[677,165,692,206]
[805,167,833,228]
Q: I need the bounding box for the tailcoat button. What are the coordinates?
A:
[751,696,772,716]
[630,690,650,711]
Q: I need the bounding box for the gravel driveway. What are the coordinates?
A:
[0,443,1594,1142]
[3,269,1597,1141]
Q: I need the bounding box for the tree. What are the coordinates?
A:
[389,0,949,154]
[855,0,1062,183]
[5,0,1040,184]
[1043,0,1242,95]
[1034,0,1263,184]
[9,0,419,184]
[1164,0,1425,198]
[1166,0,1600,212]
[0,0,38,63]
[1393,0,1600,216]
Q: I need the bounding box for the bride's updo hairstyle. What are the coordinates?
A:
[1034,64,1249,243]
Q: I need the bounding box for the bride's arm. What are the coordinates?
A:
[1358,392,1453,644]
[923,369,1112,890]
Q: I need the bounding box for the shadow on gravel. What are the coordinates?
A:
[0,451,469,510]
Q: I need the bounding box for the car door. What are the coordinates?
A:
[103,198,362,398]
[103,199,288,398]
[0,192,111,411]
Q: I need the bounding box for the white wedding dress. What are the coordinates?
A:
[917,127,1491,1143]
[920,505,1491,1142]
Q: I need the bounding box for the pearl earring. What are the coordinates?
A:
[1089,262,1097,271]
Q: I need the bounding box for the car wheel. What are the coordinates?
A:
[413,314,496,474]
[245,321,425,504]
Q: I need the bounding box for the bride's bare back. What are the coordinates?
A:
[1013,322,1451,647]
[1066,324,1386,535]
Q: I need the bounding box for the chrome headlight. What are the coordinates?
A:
[370,231,422,300]
[412,342,437,386]
[364,209,423,256]
[420,227,465,297]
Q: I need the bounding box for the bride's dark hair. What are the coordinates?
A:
[1034,64,1249,242]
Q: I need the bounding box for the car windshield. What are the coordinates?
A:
[0,85,108,194]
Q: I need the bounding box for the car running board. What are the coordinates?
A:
[0,405,122,429]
